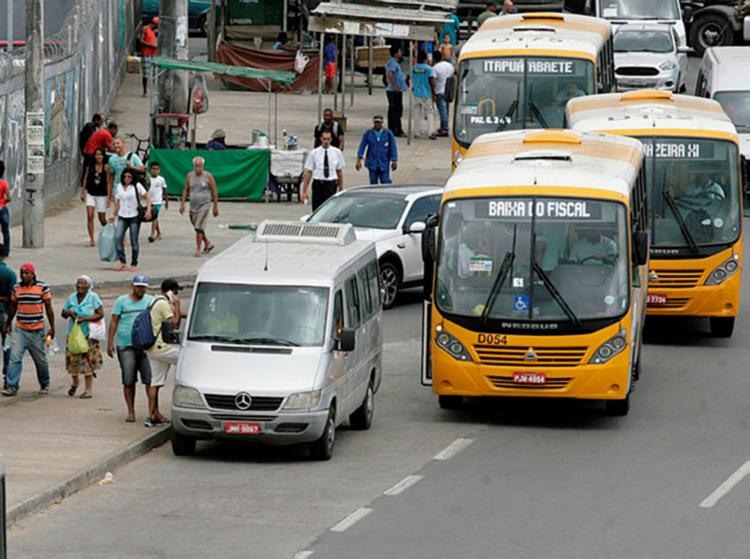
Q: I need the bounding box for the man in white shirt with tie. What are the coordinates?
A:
[302,131,345,210]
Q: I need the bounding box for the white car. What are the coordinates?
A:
[306,185,443,309]
[613,23,689,93]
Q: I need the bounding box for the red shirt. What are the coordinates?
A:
[83,129,112,156]
[0,179,9,208]
[141,27,158,57]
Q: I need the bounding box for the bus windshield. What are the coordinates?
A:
[598,0,680,20]
[644,138,741,249]
[436,197,629,325]
[454,57,594,146]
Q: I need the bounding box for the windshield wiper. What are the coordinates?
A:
[528,100,549,128]
[663,191,699,254]
[240,337,300,347]
[480,251,515,323]
[532,262,581,327]
[496,99,518,132]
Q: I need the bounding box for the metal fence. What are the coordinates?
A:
[0,0,142,224]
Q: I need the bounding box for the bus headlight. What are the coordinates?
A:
[453,150,464,167]
[705,255,740,285]
[173,385,206,409]
[283,390,322,410]
[436,328,472,361]
[589,329,627,365]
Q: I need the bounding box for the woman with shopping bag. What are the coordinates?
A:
[61,275,104,398]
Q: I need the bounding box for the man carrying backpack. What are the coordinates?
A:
[107,275,154,424]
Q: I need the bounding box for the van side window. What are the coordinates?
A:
[366,261,381,310]
[358,268,373,319]
[332,290,344,338]
[404,195,440,230]
[345,277,361,328]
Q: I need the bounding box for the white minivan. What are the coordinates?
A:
[171,221,383,460]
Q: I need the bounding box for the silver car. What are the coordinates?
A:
[613,23,689,93]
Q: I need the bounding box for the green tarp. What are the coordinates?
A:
[150,148,269,201]
[150,56,295,84]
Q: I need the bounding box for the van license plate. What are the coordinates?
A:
[647,294,667,305]
[513,372,546,384]
[224,422,262,435]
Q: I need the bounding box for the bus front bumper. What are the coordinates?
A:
[646,272,740,318]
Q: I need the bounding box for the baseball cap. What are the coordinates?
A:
[161,278,183,293]
[373,114,384,122]
[152,16,160,25]
[132,274,149,287]
[20,262,36,274]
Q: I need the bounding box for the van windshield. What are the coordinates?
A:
[188,282,329,347]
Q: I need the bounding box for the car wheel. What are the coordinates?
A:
[689,14,735,57]
[349,379,374,430]
[309,405,336,460]
[710,317,735,338]
[198,14,208,36]
[379,259,401,309]
[438,395,464,410]
[171,431,196,456]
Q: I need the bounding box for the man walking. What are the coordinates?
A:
[411,51,437,140]
[385,45,407,137]
[79,113,103,156]
[0,251,16,389]
[140,17,159,97]
[1,263,55,397]
[314,108,345,150]
[107,275,155,423]
[356,115,398,185]
[82,121,117,178]
[476,2,498,28]
[179,156,219,257]
[146,278,185,426]
[301,130,345,210]
[432,51,455,137]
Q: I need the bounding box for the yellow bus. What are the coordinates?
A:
[566,90,743,337]
[452,12,614,168]
[422,130,648,416]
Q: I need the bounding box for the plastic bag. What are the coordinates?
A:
[89,318,107,342]
[294,50,309,74]
[68,322,90,355]
[98,223,117,262]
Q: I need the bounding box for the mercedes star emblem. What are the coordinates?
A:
[235,392,253,410]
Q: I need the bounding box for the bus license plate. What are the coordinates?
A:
[224,422,262,435]
[647,294,667,305]
[513,372,546,385]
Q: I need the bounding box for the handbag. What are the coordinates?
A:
[68,322,90,355]
[137,188,159,223]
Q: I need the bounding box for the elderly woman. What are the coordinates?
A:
[61,276,104,398]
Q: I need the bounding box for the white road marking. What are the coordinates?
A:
[294,552,314,559]
[330,508,373,532]
[384,475,423,496]
[700,461,750,508]
[433,438,474,461]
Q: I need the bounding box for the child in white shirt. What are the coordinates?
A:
[148,161,168,242]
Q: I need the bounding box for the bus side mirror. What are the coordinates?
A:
[421,214,439,300]
[741,156,749,194]
[634,231,649,266]
[337,329,356,352]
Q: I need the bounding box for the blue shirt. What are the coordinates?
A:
[441,13,460,46]
[112,293,154,347]
[324,43,337,64]
[411,63,435,99]
[108,152,143,187]
[357,128,398,171]
[385,57,407,92]
[63,290,103,337]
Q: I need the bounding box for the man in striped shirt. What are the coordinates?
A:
[1,262,55,396]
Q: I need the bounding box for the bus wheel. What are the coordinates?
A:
[710,317,735,338]
[603,394,630,417]
[438,395,463,410]
[171,431,196,457]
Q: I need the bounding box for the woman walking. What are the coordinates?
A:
[61,276,104,398]
[112,168,151,272]
[80,148,112,247]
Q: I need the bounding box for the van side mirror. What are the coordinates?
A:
[337,328,356,352]
[634,230,649,266]
[405,220,426,234]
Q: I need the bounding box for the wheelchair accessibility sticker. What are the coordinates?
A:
[513,295,529,312]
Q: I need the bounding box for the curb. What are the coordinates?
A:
[7,425,172,525]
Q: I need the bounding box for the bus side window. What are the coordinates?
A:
[332,290,344,339]
[345,276,361,329]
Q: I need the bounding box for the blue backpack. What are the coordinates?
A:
[131,297,163,350]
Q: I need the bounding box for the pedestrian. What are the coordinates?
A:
[145,278,186,426]
[437,10,461,47]
[108,137,145,189]
[324,37,337,94]
[272,31,288,50]
[107,275,155,423]
[432,50,456,137]
[113,168,152,272]
[0,251,16,389]
[314,108,345,150]
[61,275,104,399]
[501,0,518,15]
[80,147,113,247]
[82,122,118,181]
[476,3,498,28]
[0,160,11,255]
[206,129,226,150]
[1,263,55,397]
[179,156,219,257]
[385,44,407,137]
[356,115,398,185]
[411,51,437,140]
[140,17,159,97]
[147,161,167,243]
[79,113,103,156]
[439,33,456,65]
[301,130,345,210]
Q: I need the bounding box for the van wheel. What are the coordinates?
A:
[379,260,401,309]
[171,431,196,456]
[438,395,463,410]
[309,406,336,461]
[350,380,374,430]
[710,317,735,338]
[603,394,630,417]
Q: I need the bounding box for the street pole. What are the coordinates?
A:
[350,35,354,107]
[317,33,324,121]
[158,0,189,114]
[24,0,45,248]
[0,455,5,559]
[6,0,13,53]
[208,0,217,62]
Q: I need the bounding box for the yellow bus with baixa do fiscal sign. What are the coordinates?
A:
[422,130,649,416]
[566,90,744,337]
[451,12,615,169]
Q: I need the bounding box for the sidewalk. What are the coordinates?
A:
[1,71,451,523]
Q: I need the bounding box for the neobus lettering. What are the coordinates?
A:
[483,59,524,73]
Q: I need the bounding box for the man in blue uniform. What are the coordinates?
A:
[355,115,398,185]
